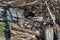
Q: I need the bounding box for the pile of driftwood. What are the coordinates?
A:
[0,0,60,40]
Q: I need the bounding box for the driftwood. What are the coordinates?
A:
[11,30,37,39]
[11,31,37,40]
[10,23,40,36]
[9,23,39,40]
[0,0,60,40]
[0,1,38,8]
[45,26,53,40]
[45,1,56,25]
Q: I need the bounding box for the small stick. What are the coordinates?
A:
[45,1,56,25]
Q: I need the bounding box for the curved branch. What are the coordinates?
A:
[0,1,38,8]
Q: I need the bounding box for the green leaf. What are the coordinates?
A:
[0,26,5,37]
[4,20,11,24]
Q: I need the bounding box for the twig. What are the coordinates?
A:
[17,1,38,6]
[45,1,56,25]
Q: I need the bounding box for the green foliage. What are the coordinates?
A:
[4,20,11,24]
[0,26,5,36]
[0,20,11,37]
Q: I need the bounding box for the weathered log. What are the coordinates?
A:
[0,1,38,8]
[45,26,54,40]
[11,27,40,36]
[10,23,40,36]
[11,30,37,40]
[11,30,36,38]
